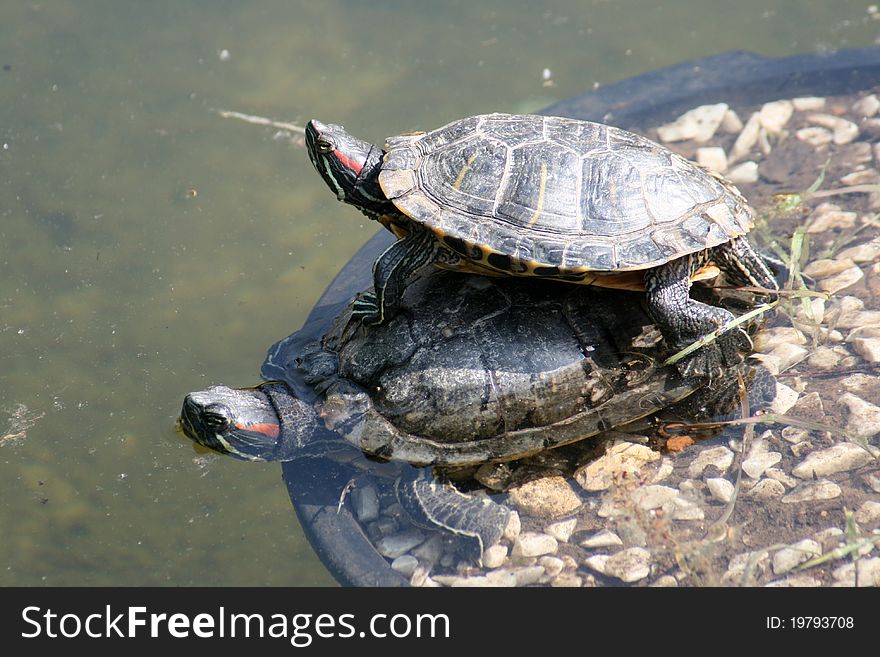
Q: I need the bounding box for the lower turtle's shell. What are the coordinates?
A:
[378,113,752,276]
[287,270,701,467]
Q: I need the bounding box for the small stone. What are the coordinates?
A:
[726,161,759,184]
[761,343,808,374]
[770,382,800,414]
[696,146,727,172]
[650,458,674,483]
[650,575,679,587]
[729,112,761,163]
[772,539,822,575]
[782,479,842,504]
[579,529,624,549]
[376,529,426,559]
[706,477,735,504]
[511,532,558,558]
[410,533,443,566]
[807,346,841,370]
[742,438,782,480]
[656,103,728,142]
[574,440,660,492]
[538,556,564,577]
[788,391,825,422]
[764,468,797,489]
[507,475,582,518]
[503,510,521,543]
[818,265,865,294]
[669,497,705,521]
[603,547,652,583]
[855,500,880,525]
[838,393,880,438]
[802,258,858,279]
[551,573,583,587]
[630,485,679,511]
[720,108,743,133]
[688,446,734,477]
[796,126,833,146]
[753,326,806,352]
[807,113,860,144]
[351,485,380,523]
[832,557,880,587]
[794,443,874,479]
[410,565,430,587]
[544,518,578,543]
[747,479,786,500]
[390,555,419,577]
[792,96,826,111]
[851,337,880,363]
[766,574,823,587]
[839,169,880,186]
[759,99,794,133]
[481,544,508,569]
[852,94,880,117]
[838,239,880,264]
[795,296,826,325]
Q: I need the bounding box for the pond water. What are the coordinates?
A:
[1,1,878,586]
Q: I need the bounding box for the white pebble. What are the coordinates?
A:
[603,547,652,582]
[656,103,728,143]
[747,479,786,500]
[855,500,880,524]
[851,337,880,363]
[579,529,624,549]
[511,532,558,558]
[720,108,743,133]
[688,446,734,477]
[729,111,761,163]
[706,477,734,504]
[759,100,794,133]
[503,510,521,542]
[818,265,864,294]
[782,479,842,504]
[852,94,880,117]
[838,393,880,438]
[696,146,727,172]
[538,556,565,577]
[726,161,759,184]
[807,113,860,144]
[770,382,800,414]
[796,126,833,146]
[805,209,857,233]
[772,539,821,575]
[544,518,578,543]
[574,440,660,492]
[481,544,508,569]
[832,557,880,587]
[630,485,678,511]
[792,96,826,111]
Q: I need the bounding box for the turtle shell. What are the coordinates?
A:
[378,113,753,273]
[291,270,702,467]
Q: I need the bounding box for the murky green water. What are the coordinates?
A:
[0,1,877,586]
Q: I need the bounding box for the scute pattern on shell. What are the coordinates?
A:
[378,113,753,272]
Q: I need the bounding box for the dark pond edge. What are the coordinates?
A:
[279,46,880,587]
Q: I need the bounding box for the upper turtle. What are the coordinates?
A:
[305,113,778,378]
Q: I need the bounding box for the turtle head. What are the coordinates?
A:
[178,383,316,462]
[305,119,392,216]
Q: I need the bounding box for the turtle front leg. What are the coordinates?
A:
[351,225,440,325]
[645,253,752,378]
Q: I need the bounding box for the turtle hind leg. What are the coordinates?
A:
[351,226,440,326]
[645,253,752,379]
[395,468,510,565]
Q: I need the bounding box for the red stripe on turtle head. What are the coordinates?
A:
[234,421,280,439]
[333,149,364,175]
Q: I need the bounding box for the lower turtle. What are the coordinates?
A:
[179,269,771,560]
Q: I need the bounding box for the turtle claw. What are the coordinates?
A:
[674,323,752,379]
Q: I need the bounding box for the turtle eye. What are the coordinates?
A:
[316,138,334,154]
[202,403,231,432]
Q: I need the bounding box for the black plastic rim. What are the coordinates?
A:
[281,46,880,587]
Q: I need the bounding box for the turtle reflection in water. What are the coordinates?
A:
[179,270,773,560]
[305,113,778,378]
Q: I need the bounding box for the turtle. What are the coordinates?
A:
[179,268,773,560]
[304,112,779,378]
